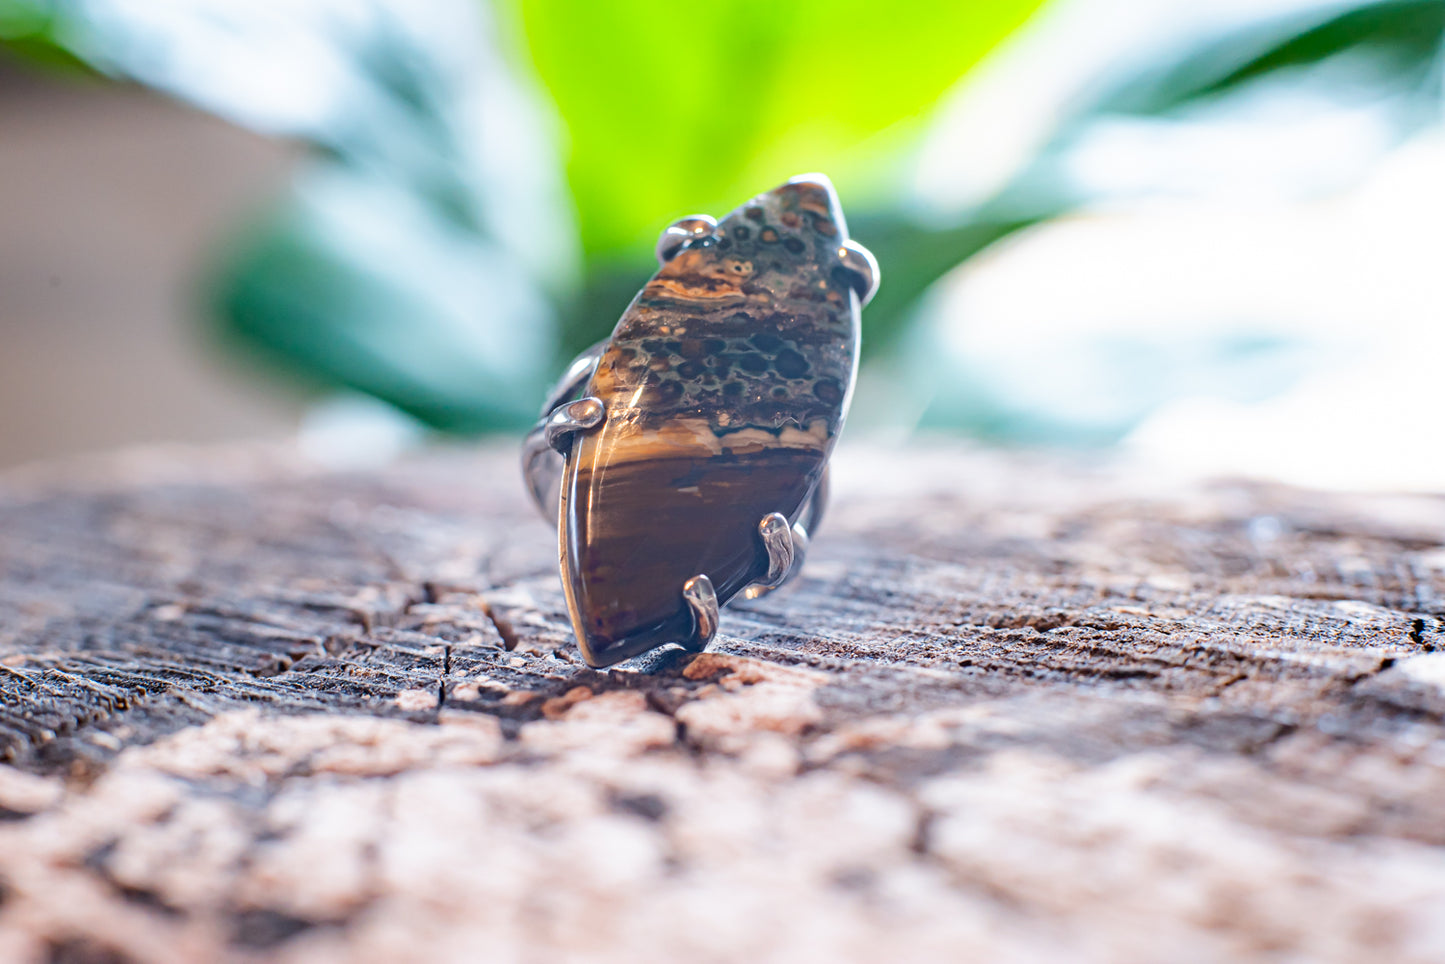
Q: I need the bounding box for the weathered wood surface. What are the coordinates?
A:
[0,442,1444,963]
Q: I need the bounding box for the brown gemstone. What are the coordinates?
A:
[560,175,862,667]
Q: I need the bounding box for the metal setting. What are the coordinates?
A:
[741,513,810,601]
[520,174,873,668]
[656,215,717,264]
[521,342,836,659]
[544,397,605,453]
[681,574,719,652]
[757,513,795,588]
[837,240,880,306]
[521,340,606,517]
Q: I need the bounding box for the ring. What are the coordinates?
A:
[522,174,878,668]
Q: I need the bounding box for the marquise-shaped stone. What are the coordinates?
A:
[560,175,862,667]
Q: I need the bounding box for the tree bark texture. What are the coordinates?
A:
[0,442,1443,963]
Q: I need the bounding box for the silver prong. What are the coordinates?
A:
[548,341,607,410]
[741,514,809,601]
[758,512,794,587]
[545,396,605,454]
[522,341,607,520]
[836,240,880,306]
[656,215,717,264]
[681,574,718,652]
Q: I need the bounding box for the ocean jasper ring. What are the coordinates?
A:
[521,174,878,668]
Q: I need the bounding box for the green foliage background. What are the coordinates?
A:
[516,0,1041,257]
[2,0,1442,437]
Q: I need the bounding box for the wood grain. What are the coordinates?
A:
[0,442,1442,963]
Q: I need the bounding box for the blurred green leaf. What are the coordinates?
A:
[2,0,576,430]
[515,0,1046,259]
[854,0,1445,360]
[0,3,95,75]
[205,4,574,430]
[1090,0,1445,116]
[218,167,555,432]
[888,0,1445,440]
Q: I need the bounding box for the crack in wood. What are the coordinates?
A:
[0,447,1443,960]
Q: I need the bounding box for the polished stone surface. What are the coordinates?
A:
[561,175,862,666]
